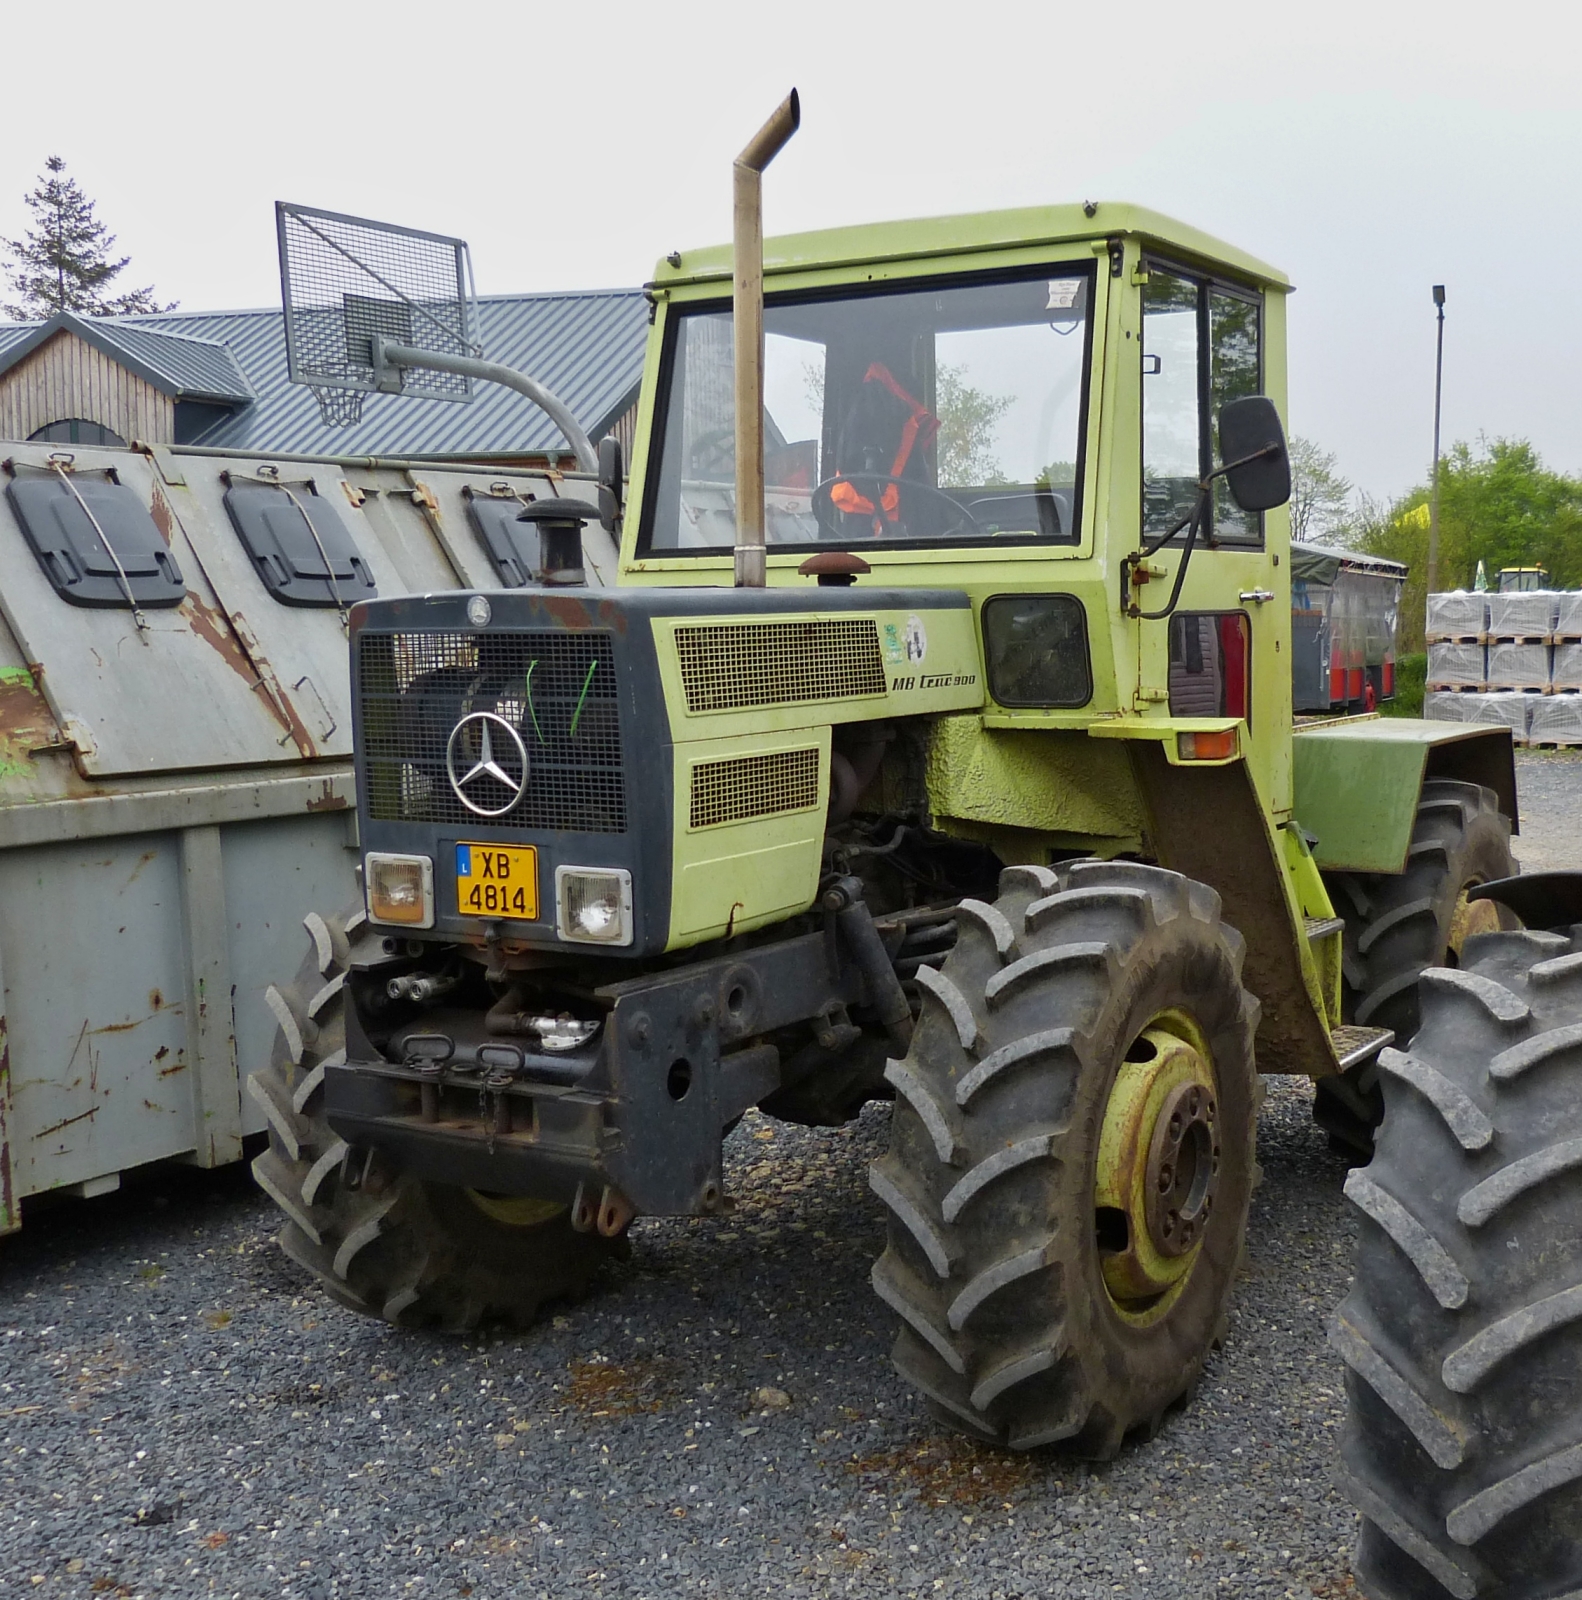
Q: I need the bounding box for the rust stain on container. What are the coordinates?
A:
[0,674,61,745]
[306,779,348,812]
[147,478,178,548]
[176,587,320,760]
[33,1105,98,1139]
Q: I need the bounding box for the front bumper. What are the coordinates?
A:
[324,928,866,1216]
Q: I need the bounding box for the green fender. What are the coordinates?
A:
[1291,719,1518,876]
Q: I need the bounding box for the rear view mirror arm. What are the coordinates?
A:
[1125,443,1280,621]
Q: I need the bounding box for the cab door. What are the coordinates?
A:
[1139,263,1281,752]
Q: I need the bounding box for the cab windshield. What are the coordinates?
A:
[642,265,1093,553]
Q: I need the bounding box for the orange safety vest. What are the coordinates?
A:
[829,364,941,525]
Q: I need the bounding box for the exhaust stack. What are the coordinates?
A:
[733,89,801,588]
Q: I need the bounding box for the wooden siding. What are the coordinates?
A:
[608,398,638,462]
[0,330,173,445]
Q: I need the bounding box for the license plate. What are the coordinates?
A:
[455,842,538,920]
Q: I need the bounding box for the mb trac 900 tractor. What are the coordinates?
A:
[251,109,1524,1567]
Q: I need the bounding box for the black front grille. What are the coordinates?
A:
[358,629,626,834]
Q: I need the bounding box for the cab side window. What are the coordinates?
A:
[1168,611,1252,723]
[1142,268,1263,545]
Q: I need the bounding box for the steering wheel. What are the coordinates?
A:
[811,474,983,540]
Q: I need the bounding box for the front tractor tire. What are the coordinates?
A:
[1334,932,1582,1600]
[1318,781,1516,1161]
[250,908,622,1332]
[870,860,1260,1457]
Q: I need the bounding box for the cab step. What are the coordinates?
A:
[1329,1024,1394,1072]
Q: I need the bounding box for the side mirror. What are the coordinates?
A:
[597,435,623,533]
[1217,395,1291,512]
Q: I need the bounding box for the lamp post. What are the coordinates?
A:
[1426,284,1447,612]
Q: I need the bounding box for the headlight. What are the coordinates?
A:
[555,866,633,946]
[366,852,435,928]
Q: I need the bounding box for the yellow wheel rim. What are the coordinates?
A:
[1094,1008,1220,1325]
[465,1191,567,1227]
[1448,882,1502,960]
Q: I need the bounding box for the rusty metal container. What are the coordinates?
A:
[0,438,614,1225]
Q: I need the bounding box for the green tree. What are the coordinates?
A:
[1288,435,1354,544]
[1353,437,1582,650]
[934,364,1012,484]
[2,156,174,320]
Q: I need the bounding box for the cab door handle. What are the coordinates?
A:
[1238,589,1276,604]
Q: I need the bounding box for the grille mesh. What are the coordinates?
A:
[674,619,886,713]
[690,748,820,829]
[358,630,625,834]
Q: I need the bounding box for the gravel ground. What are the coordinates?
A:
[1,1088,1356,1600]
[1,752,1575,1600]
[1511,748,1582,872]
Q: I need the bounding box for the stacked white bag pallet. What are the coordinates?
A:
[1530,588,1582,744]
[1425,588,1582,744]
[1426,592,1487,693]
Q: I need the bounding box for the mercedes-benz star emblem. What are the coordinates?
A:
[445,712,529,818]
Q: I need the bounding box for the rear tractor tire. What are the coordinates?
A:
[870,859,1260,1456]
[249,908,622,1332]
[1334,929,1582,1600]
[1318,780,1516,1162]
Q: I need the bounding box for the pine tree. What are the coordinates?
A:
[2,156,174,320]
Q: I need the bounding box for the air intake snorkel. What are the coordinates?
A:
[732,89,801,589]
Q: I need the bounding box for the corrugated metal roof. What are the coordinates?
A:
[134,290,647,455]
[0,288,649,457]
[0,311,255,403]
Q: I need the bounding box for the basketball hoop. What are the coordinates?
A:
[311,385,365,427]
[273,199,597,469]
[276,202,477,407]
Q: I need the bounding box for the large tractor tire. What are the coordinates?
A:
[1333,932,1582,1600]
[869,859,1260,1457]
[249,908,621,1332]
[1318,781,1516,1161]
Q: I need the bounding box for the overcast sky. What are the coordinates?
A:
[1,0,1574,503]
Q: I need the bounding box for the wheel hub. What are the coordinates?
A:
[1143,1079,1219,1258]
[1094,1010,1220,1316]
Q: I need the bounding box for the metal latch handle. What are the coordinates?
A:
[1238,589,1276,604]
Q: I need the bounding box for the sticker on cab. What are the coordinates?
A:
[904,614,928,664]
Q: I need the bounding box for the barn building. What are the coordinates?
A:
[0,291,649,464]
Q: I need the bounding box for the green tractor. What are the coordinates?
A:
[250,101,1543,1598]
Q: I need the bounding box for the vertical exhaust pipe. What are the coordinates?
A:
[733,88,801,588]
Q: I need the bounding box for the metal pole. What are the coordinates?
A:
[1426,284,1446,612]
[373,338,599,473]
[732,90,801,588]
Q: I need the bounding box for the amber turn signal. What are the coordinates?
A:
[1176,729,1238,762]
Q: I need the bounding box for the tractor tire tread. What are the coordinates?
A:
[1318,780,1515,1161]
[1336,928,1582,1599]
[872,858,1259,1454]
[249,904,620,1332]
